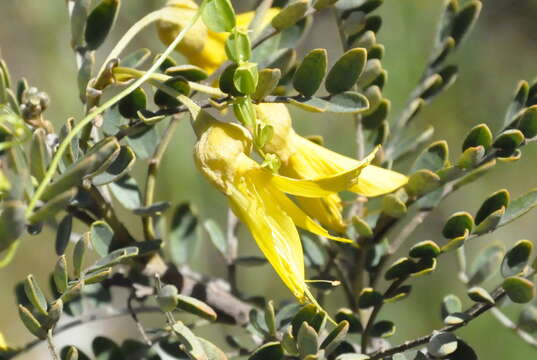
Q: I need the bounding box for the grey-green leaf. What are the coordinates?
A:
[325,48,367,94]
[90,221,114,257]
[85,0,120,50]
[293,48,327,97]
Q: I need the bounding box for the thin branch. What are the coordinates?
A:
[368,284,509,359]
[128,293,153,346]
[46,329,59,360]
[142,115,182,241]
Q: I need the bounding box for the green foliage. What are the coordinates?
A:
[1,1,537,360]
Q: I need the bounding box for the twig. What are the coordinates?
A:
[46,329,59,360]
[142,115,182,241]
[368,283,509,359]
[226,209,240,295]
[128,293,153,346]
[489,308,537,348]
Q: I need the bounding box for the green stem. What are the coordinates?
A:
[25,3,206,218]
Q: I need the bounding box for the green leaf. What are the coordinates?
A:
[314,0,340,10]
[54,256,69,294]
[253,68,281,101]
[204,219,228,261]
[440,229,468,253]
[271,0,309,31]
[42,138,120,202]
[427,332,457,358]
[118,87,147,119]
[156,284,178,312]
[249,342,284,360]
[405,169,442,197]
[56,215,73,256]
[73,233,89,278]
[177,295,218,321]
[320,321,349,354]
[382,194,407,218]
[293,49,327,97]
[450,1,482,47]
[24,274,48,315]
[91,221,114,257]
[503,276,536,303]
[109,175,142,210]
[225,30,252,63]
[384,285,412,303]
[475,189,509,225]
[202,0,236,33]
[457,146,484,169]
[384,257,414,280]
[493,129,524,157]
[170,203,199,265]
[233,96,256,128]
[28,188,77,225]
[325,48,367,94]
[370,320,395,338]
[500,188,537,227]
[220,64,243,96]
[411,257,437,277]
[172,321,207,360]
[334,308,362,333]
[409,240,440,258]
[93,146,136,186]
[411,141,449,173]
[467,287,495,304]
[517,105,537,139]
[234,63,259,95]
[358,288,383,308]
[88,246,139,272]
[442,211,474,239]
[297,322,318,358]
[92,336,124,360]
[441,294,462,320]
[473,207,505,235]
[504,81,529,127]
[84,268,112,285]
[352,216,373,238]
[85,0,120,50]
[30,128,50,183]
[18,304,47,339]
[501,239,533,277]
[362,99,389,129]
[468,244,504,286]
[154,76,191,108]
[198,338,227,360]
[165,64,208,82]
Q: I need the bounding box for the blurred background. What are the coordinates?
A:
[1,0,537,358]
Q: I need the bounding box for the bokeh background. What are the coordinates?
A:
[1,0,537,358]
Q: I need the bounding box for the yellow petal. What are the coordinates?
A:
[265,183,352,243]
[228,177,308,302]
[296,194,347,234]
[270,148,377,197]
[0,332,6,350]
[350,165,409,197]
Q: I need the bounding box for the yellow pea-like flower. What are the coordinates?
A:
[0,332,7,351]
[193,112,374,304]
[255,103,409,233]
[157,0,279,73]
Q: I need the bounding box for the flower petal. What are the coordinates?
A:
[350,165,408,197]
[296,195,347,234]
[270,148,377,198]
[228,178,308,301]
[266,185,353,243]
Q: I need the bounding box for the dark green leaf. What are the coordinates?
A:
[493,129,524,157]
[54,256,69,294]
[362,99,389,129]
[93,146,136,186]
[370,320,395,338]
[0,201,26,252]
[385,257,414,280]
[249,342,284,360]
[442,211,474,238]
[450,1,482,47]
[475,189,510,225]
[412,140,449,173]
[154,76,191,108]
[271,0,309,31]
[358,288,383,308]
[409,240,440,258]
[177,295,218,321]
[165,65,208,82]
[517,105,537,139]
[30,128,50,183]
[405,169,442,197]
[504,81,529,127]
[501,239,533,277]
[320,321,349,354]
[334,308,361,333]
[56,215,73,256]
[85,0,120,50]
[297,322,318,358]
[293,49,327,97]
[92,336,124,360]
[326,48,367,94]
[428,332,457,358]
[118,87,147,119]
[18,304,47,339]
[28,188,77,225]
[467,287,494,304]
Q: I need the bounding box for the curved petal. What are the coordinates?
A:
[296,195,347,234]
[270,148,377,198]
[350,165,408,197]
[266,185,353,244]
[228,177,308,302]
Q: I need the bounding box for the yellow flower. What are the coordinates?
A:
[157,0,279,73]
[255,103,408,233]
[193,113,374,304]
[0,332,7,351]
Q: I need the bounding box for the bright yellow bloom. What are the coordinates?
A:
[157,0,279,73]
[0,332,7,351]
[193,113,374,303]
[255,103,409,232]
